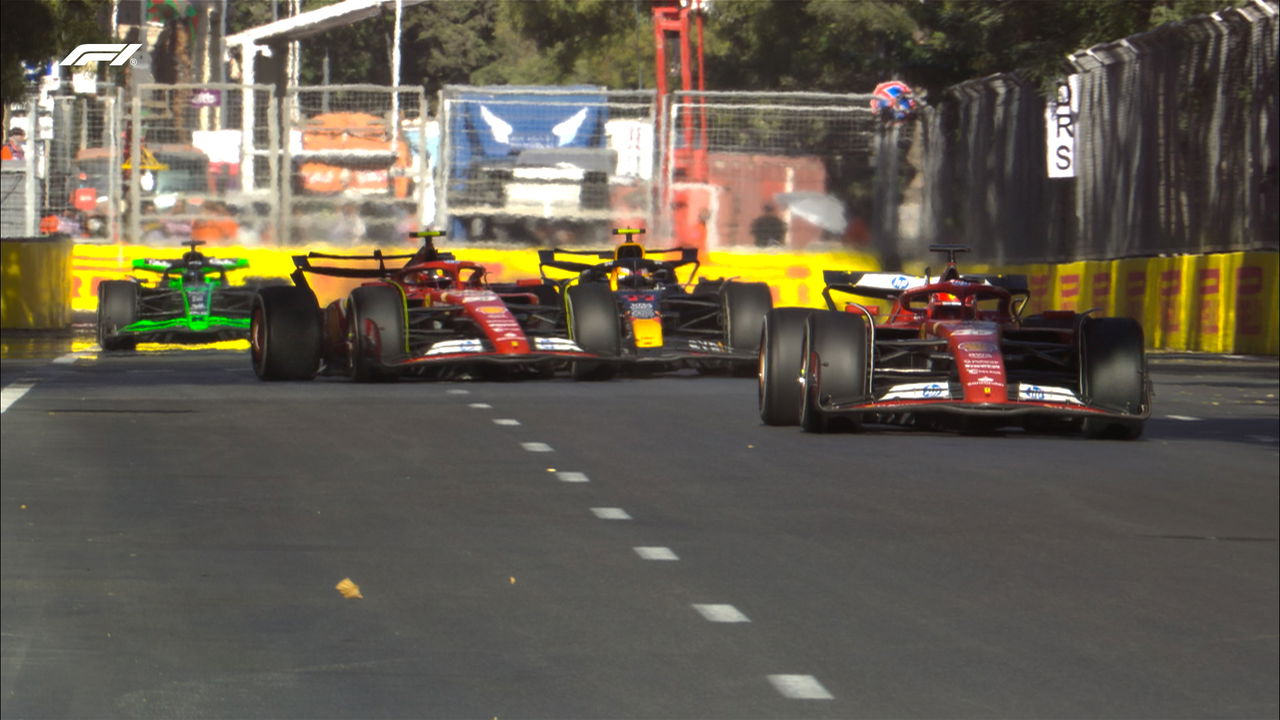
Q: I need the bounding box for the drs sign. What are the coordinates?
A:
[1045,75,1080,179]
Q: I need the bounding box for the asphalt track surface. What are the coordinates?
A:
[2,333,1277,719]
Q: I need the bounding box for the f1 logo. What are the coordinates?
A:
[60,43,141,67]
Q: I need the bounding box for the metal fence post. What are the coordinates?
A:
[436,93,449,233]
[23,98,38,236]
[106,90,120,243]
[129,94,141,245]
[417,109,429,229]
[268,92,280,245]
[280,90,293,245]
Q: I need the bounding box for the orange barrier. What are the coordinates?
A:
[69,244,1276,353]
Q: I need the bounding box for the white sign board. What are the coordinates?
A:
[1045,75,1080,179]
[606,119,654,180]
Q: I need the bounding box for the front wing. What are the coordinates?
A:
[116,316,250,343]
[814,386,1150,423]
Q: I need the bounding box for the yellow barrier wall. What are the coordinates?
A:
[977,252,1278,354]
[69,244,882,311]
[2,235,74,329]
[69,244,1276,354]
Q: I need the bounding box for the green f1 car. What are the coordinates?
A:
[97,240,260,350]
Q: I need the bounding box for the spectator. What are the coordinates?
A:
[39,210,84,237]
[328,201,367,245]
[192,201,239,246]
[1,127,26,160]
[749,204,787,248]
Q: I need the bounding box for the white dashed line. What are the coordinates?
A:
[555,471,590,483]
[493,418,521,426]
[521,442,554,452]
[692,604,749,622]
[1,382,37,414]
[468,403,492,409]
[446,389,470,395]
[633,546,678,561]
[767,674,834,700]
[590,507,631,520]
[53,352,89,365]
[1166,415,1202,421]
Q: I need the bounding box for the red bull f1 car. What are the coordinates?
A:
[758,245,1151,439]
[250,231,593,380]
[537,230,773,379]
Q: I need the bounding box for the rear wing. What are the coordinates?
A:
[822,270,1029,309]
[537,248,614,276]
[822,271,928,302]
[288,248,456,288]
[132,257,248,273]
[538,246,700,281]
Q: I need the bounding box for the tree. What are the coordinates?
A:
[476,0,653,89]
[1,0,108,110]
[149,0,199,133]
[901,0,1255,96]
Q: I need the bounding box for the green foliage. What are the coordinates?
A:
[1,0,108,108]
[704,0,917,93]
[477,0,652,88]
[901,0,1254,95]
[215,0,1256,102]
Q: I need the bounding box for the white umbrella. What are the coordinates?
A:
[774,191,847,234]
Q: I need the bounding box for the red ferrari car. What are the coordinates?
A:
[759,245,1151,439]
[250,232,593,380]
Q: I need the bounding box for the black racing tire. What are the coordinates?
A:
[800,311,869,434]
[250,286,321,380]
[98,281,139,351]
[1081,317,1147,440]
[349,284,406,382]
[722,281,773,351]
[757,308,812,426]
[566,282,619,381]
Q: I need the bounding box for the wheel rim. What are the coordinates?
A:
[757,321,771,412]
[250,305,266,370]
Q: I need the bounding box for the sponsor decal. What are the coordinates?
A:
[882,382,953,401]
[190,89,221,107]
[533,337,584,352]
[1092,272,1111,300]
[186,289,208,315]
[1016,383,1082,404]
[426,339,484,355]
[60,43,141,67]
[1236,266,1263,336]
[958,341,998,353]
[891,275,910,290]
[627,301,657,319]
[1060,274,1080,298]
[688,339,727,353]
[479,306,506,314]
